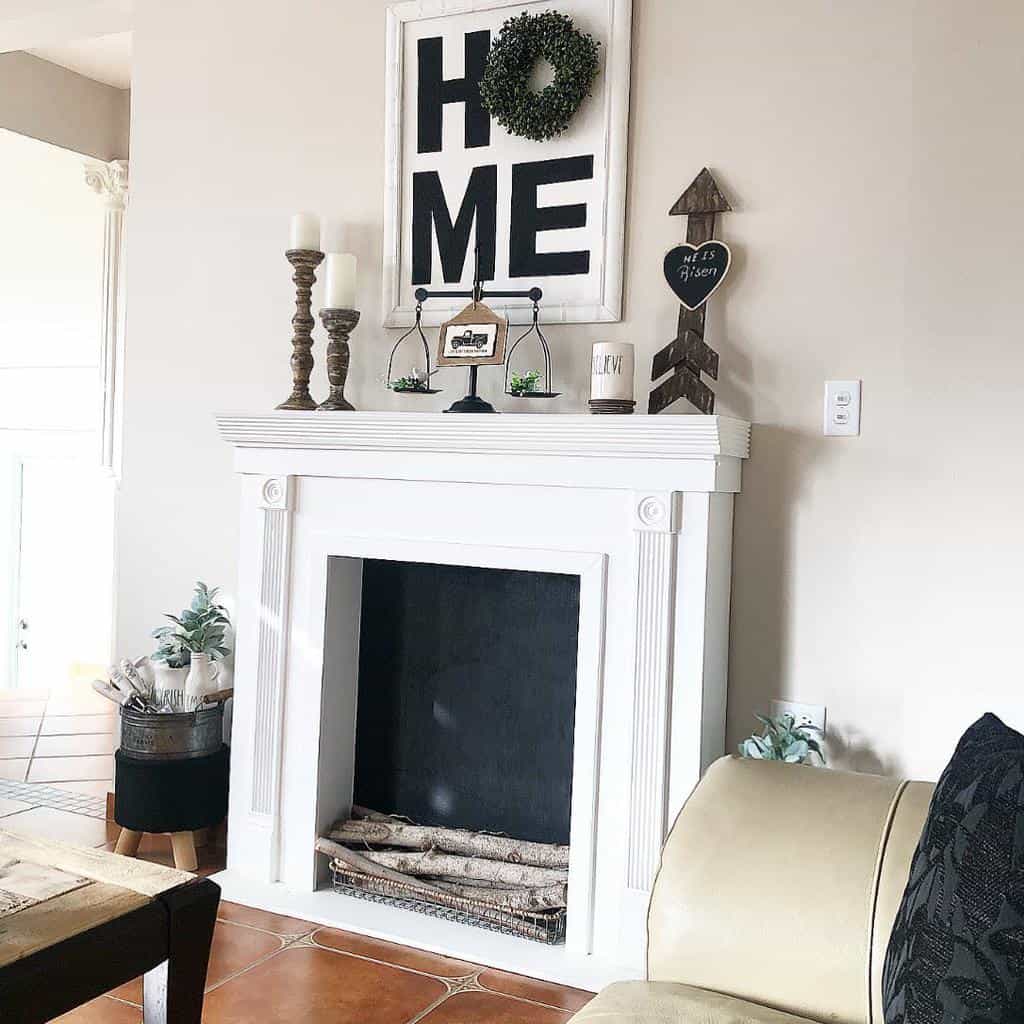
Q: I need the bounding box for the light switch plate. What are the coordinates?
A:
[824,380,861,436]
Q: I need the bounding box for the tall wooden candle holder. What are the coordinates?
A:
[318,308,360,411]
[277,249,324,411]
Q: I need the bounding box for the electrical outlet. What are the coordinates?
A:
[824,380,861,436]
[770,699,826,736]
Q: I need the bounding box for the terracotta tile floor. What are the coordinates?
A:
[52,907,594,1023]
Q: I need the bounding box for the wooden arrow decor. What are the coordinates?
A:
[648,167,732,416]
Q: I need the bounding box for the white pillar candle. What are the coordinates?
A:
[289,212,320,251]
[324,252,358,308]
[591,342,635,401]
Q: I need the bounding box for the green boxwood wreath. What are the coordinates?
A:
[478,11,601,143]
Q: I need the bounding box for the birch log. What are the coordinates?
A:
[329,818,570,869]
[314,837,443,894]
[432,880,567,911]
[352,805,404,823]
[355,848,567,887]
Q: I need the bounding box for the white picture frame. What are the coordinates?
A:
[383,0,633,327]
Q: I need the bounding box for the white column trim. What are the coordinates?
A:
[249,475,294,880]
[626,491,682,892]
[84,159,128,474]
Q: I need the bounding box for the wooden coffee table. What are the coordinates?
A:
[0,830,219,1023]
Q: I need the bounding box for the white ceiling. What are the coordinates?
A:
[28,31,131,89]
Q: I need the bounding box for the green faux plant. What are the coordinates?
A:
[478,10,601,143]
[389,375,428,393]
[739,712,825,765]
[151,581,232,668]
[509,369,542,395]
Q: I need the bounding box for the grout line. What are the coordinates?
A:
[476,983,591,1015]
[307,933,479,983]
[402,986,459,1024]
[114,927,301,1008]
[214,916,317,942]
[27,691,53,782]
[23,751,117,758]
[302,936,587,1013]
[32,732,116,740]
[101,994,140,1010]
[200,933,295,995]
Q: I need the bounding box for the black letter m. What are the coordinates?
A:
[412,167,497,285]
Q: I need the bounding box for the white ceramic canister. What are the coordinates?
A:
[590,342,635,401]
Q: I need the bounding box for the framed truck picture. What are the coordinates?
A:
[436,301,509,367]
[383,0,632,327]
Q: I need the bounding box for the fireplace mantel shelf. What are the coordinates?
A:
[217,411,751,492]
[217,411,750,460]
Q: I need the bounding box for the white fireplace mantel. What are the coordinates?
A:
[217,411,749,488]
[214,411,750,990]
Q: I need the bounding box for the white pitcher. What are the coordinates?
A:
[184,652,222,700]
[151,661,189,695]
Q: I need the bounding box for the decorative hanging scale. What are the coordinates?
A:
[504,301,560,399]
[390,247,557,413]
[385,301,442,395]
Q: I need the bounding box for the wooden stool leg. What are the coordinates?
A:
[170,831,198,872]
[144,877,220,1023]
[192,828,210,849]
[115,828,143,857]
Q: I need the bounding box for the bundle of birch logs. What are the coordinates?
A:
[315,806,568,915]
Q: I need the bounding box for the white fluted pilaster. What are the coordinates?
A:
[626,491,682,892]
[250,476,294,835]
[84,159,128,472]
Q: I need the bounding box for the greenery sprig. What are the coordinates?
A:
[509,369,542,395]
[151,581,232,669]
[739,712,825,765]
[389,375,429,393]
[479,11,600,143]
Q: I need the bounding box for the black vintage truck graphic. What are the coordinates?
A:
[450,328,491,351]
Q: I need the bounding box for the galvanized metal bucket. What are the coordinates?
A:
[119,705,223,761]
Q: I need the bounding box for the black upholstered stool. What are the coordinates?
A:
[113,745,229,871]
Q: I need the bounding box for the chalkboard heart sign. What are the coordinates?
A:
[663,241,732,310]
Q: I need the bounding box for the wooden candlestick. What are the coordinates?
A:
[276,249,324,411]
[318,308,360,411]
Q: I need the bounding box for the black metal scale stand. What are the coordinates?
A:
[388,246,557,414]
[413,282,543,414]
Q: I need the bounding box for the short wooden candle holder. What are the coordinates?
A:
[277,249,325,411]
[318,308,360,411]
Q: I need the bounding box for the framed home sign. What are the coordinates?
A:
[383,0,632,327]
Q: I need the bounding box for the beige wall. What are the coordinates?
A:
[118,0,1024,780]
[0,51,128,159]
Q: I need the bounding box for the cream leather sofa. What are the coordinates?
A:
[572,756,933,1024]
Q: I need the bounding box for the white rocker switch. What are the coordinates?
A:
[824,380,861,436]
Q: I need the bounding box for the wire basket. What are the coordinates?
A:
[329,861,567,945]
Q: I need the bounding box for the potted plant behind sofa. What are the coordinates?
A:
[739,712,825,765]
[150,582,232,699]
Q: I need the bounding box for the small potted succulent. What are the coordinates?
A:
[509,369,542,396]
[739,712,825,765]
[150,582,232,698]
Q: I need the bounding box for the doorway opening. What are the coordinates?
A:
[0,118,124,692]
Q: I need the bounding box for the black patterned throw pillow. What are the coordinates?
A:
[883,713,1024,1024]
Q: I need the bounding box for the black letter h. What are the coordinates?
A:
[417,30,491,154]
